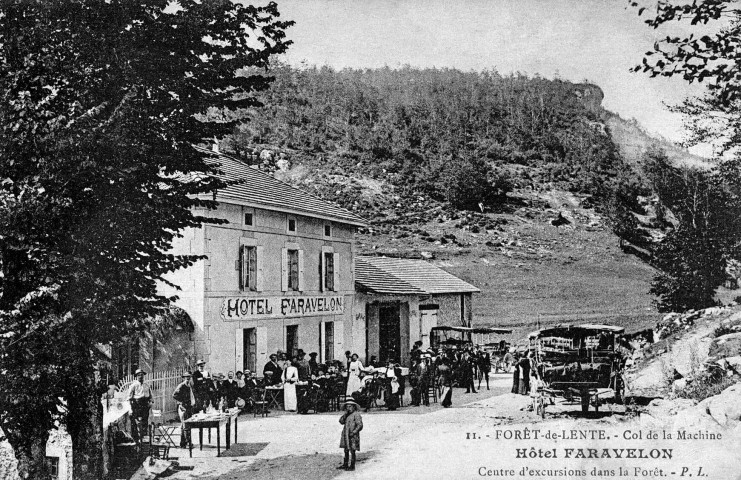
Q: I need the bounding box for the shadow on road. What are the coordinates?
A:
[190,451,379,480]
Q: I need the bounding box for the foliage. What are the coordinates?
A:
[675,371,739,402]
[227,65,632,213]
[632,1,741,154]
[0,1,291,478]
[641,149,741,311]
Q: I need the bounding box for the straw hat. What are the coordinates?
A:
[343,396,360,408]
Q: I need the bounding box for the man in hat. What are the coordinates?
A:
[410,341,423,365]
[127,369,153,445]
[263,354,282,386]
[308,352,320,376]
[296,350,311,382]
[172,372,195,448]
[192,359,212,411]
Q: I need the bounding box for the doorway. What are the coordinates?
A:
[243,328,256,374]
[286,325,299,358]
[378,304,401,363]
[419,306,439,350]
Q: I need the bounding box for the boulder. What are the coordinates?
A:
[697,383,741,427]
[708,332,741,361]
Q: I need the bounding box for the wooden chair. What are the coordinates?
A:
[149,409,177,448]
[148,423,172,460]
[426,379,438,404]
[252,388,269,418]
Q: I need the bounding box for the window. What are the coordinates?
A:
[282,247,303,292]
[324,322,334,361]
[324,224,331,237]
[287,249,299,291]
[323,252,335,291]
[240,246,257,291]
[46,457,59,480]
[287,217,296,233]
[244,212,253,226]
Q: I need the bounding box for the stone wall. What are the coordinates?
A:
[0,427,72,480]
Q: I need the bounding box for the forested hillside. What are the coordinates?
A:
[226,65,645,217]
[219,65,711,334]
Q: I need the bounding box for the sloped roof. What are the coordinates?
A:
[356,256,480,295]
[194,146,366,227]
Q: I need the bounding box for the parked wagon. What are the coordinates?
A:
[529,324,627,418]
[430,325,512,350]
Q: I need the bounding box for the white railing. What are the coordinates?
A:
[118,367,186,420]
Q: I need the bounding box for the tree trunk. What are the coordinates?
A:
[66,368,105,480]
[64,339,105,480]
[2,423,49,480]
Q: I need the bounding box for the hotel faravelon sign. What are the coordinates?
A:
[220,295,345,321]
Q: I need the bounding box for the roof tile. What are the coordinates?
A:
[195,146,366,226]
[356,256,480,295]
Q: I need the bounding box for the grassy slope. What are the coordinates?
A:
[354,188,660,341]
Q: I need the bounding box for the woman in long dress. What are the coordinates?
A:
[345,354,365,396]
[282,360,299,411]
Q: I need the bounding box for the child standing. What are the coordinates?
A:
[338,398,363,471]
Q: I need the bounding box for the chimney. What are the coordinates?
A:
[212,137,219,153]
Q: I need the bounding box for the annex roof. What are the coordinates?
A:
[194,146,366,227]
[355,256,480,295]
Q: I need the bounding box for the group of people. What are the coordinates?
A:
[263,349,351,413]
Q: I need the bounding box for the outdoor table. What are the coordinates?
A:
[265,385,283,409]
[184,409,239,457]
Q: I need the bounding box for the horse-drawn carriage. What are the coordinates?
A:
[529,324,627,417]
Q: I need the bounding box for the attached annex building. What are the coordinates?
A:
[354,256,480,366]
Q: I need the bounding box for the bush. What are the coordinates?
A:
[434,156,512,211]
[675,371,739,402]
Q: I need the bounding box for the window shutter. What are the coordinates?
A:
[238,246,245,290]
[298,249,305,292]
[319,251,324,292]
[333,252,339,292]
[334,320,344,359]
[256,246,264,291]
[281,248,288,292]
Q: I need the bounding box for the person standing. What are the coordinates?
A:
[172,371,195,448]
[224,371,238,408]
[438,359,453,408]
[296,350,311,382]
[263,354,283,386]
[478,350,492,391]
[383,359,399,411]
[308,352,320,376]
[338,398,363,471]
[511,353,520,394]
[463,351,477,394]
[192,360,212,411]
[417,354,430,406]
[127,369,153,445]
[520,353,532,395]
[345,354,365,396]
[282,359,299,412]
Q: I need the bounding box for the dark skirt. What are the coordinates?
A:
[511,367,520,394]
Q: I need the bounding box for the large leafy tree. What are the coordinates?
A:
[632,0,741,153]
[0,1,291,478]
[642,149,741,311]
[627,0,741,310]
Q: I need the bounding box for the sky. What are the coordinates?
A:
[273,0,712,155]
